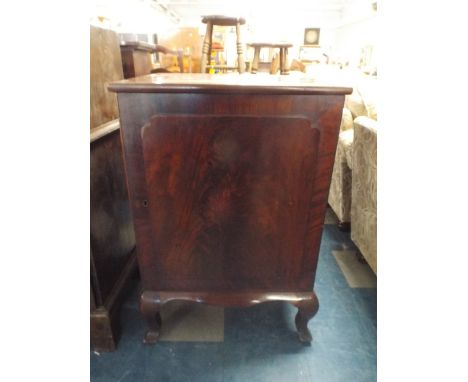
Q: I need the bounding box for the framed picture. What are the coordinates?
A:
[304,28,320,46]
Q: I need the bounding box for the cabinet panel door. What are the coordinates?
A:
[139,114,320,291]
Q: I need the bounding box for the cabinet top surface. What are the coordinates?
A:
[119,40,156,52]
[108,73,353,95]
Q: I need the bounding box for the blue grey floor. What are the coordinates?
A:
[91,223,377,382]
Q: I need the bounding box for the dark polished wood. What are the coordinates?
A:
[140,290,318,344]
[90,125,137,352]
[110,73,352,344]
[108,73,352,95]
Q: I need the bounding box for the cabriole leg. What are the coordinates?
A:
[140,291,162,344]
[292,292,319,343]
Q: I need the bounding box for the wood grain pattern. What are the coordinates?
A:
[90,26,123,130]
[140,114,318,291]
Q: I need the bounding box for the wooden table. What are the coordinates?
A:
[248,42,293,75]
[109,73,352,344]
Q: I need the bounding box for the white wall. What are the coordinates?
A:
[329,0,377,67]
[91,0,179,35]
[90,0,377,70]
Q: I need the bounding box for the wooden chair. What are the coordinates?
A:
[151,45,184,74]
[200,15,246,73]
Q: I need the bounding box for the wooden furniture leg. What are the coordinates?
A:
[140,291,162,344]
[236,22,245,73]
[338,221,351,232]
[201,21,213,73]
[251,47,260,73]
[140,290,319,344]
[280,47,290,75]
[292,292,319,343]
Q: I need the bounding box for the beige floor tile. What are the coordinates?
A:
[324,208,339,224]
[159,301,224,342]
[332,250,377,288]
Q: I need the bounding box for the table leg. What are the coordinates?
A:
[251,47,260,73]
[280,47,289,75]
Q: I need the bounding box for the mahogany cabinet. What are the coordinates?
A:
[109,73,352,344]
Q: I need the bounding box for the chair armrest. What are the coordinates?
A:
[351,115,377,272]
[352,116,377,207]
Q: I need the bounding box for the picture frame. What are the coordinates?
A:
[304,28,320,46]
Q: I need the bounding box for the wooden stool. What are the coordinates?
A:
[248,43,293,75]
[200,15,246,73]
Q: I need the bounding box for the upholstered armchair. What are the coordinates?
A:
[351,117,377,273]
[328,107,354,228]
[327,74,377,273]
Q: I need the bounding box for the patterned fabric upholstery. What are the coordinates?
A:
[351,117,377,274]
[329,74,377,272]
[328,108,353,222]
[340,129,354,170]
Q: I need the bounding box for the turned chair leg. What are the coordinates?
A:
[236,22,245,73]
[292,292,319,344]
[201,22,213,73]
[140,291,162,344]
